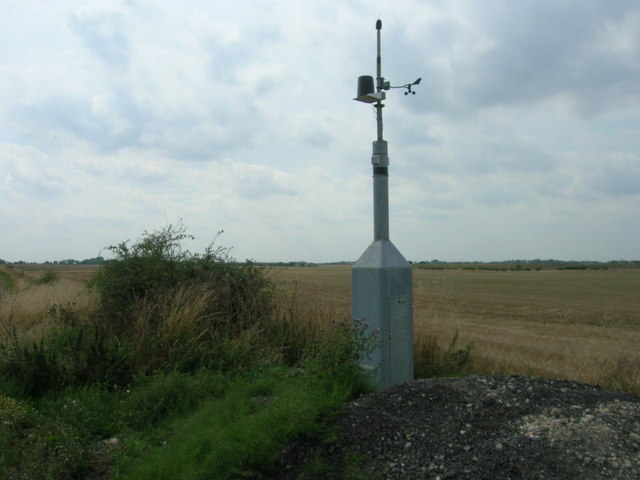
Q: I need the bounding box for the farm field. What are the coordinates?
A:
[0,265,98,343]
[270,264,640,394]
[2,263,639,394]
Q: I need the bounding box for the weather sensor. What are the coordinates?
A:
[352,19,420,388]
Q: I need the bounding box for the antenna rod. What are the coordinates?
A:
[375,19,383,141]
[372,19,388,241]
[376,19,382,85]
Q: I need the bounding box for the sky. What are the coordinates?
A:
[1,0,639,263]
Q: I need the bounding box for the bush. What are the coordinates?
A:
[302,317,379,395]
[1,224,280,397]
[87,223,278,376]
[0,394,91,479]
[35,270,59,285]
[90,224,275,340]
[0,324,134,397]
[0,224,380,480]
[0,268,16,292]
[91,223,223,322]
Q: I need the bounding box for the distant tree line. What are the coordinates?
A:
[417,259,640,265]
[414,259,640,271]
[2,257,638,268]
[250,261,354,267]
[0,256,105,266]
[252,261,318,267]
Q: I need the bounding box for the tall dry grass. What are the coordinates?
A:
[0,264,345,381]
[0,269,96,344]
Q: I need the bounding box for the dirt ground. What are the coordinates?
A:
[272,375,640,480]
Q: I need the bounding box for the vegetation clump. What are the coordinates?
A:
[0,224,377,479]
[35,270,59,285]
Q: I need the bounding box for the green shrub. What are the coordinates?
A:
[90,223,228,323]
[35,269,59,285]
[302,317,379,396]
[90,224,275,346]
[0,324,134,397]
[414,329,474,378]
[0,395,92,480]
[1,224,279,396]
[0,339,62,397]
[121,369,229,429]
[39,386,124,439]
[0,268,16,292]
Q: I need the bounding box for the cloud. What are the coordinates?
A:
[69,11,131,69]
[585,153,640,197]
[394,0,640,117]
[1,1,639,262]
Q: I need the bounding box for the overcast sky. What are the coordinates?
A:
[2,0,639,263]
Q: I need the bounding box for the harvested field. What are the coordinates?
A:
[0,265,98,343]
[269,265,640,394]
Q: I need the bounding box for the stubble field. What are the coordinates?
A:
[270,264,640,394]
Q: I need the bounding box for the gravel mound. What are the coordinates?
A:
[274,375,640,480]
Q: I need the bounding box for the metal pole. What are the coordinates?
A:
[372,20,389,242]
[376,19,383,141]
[352,19,413,388]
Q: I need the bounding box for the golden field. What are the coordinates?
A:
[0,265,97,343]
[2,263,639,394]
[270,264,640,394]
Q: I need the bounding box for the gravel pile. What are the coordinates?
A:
[273,375,640,480]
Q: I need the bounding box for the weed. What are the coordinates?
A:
[0,395,92,479]
[48,301,78,327]
[0,322,134,397]
[414,329,474,378]
[0,269,17,292]
[35,270,59,285]
[121,369,229,430]
[601,354,640,395]
[302,317,379,396]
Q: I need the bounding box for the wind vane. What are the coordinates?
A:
[352,19,419,388]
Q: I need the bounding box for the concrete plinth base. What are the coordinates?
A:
[352,239,413,388]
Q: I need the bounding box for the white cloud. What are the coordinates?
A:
[1,0,639,262]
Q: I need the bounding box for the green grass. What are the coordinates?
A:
[34,269,59,285]
[0,268,16,292]
[1,362,368,480]
[116,368,354,480]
